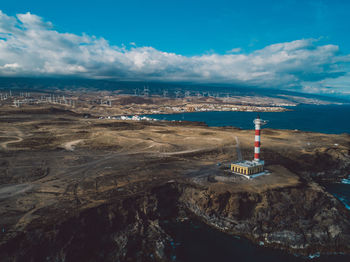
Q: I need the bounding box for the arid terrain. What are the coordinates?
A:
[0,105,350,261]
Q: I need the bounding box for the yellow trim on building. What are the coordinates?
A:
[231,163,264,175]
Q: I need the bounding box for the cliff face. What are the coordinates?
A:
[0,187,179,262]
[2,179,350,261]
[179,181,350,254]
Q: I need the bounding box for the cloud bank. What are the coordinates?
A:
[0,11,349,93]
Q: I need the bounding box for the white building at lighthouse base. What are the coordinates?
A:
[231,160,266,179]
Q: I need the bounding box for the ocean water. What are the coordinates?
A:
[324,176,350,211]
[148,104,350,261]
[146,104,350,134]
[164,219,350,262]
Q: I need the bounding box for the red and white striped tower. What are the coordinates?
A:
[253,115,267,161]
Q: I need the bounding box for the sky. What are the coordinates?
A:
[0,0,350,96]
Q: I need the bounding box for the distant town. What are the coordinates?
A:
[1,86,339,117]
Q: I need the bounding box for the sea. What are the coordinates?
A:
[146,104,350,134]
[146,104,350,261]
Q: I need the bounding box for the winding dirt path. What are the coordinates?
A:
[0,129,24,150]
[0,184,33,200]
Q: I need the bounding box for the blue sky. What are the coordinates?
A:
[3,0,350,55]
[1,0,350,96]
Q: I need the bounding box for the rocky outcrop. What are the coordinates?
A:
[0,187,179,262]
[1,179,350,261]
[264,146,350,183]
[178,181,350,255]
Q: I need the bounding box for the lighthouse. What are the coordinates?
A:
[230,115,268,179]
[253,115,267,161]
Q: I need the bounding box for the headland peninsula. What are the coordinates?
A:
[0,100,349,261]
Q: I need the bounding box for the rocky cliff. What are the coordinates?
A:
[178,181,350,255]
[1,177,350,261]
[0,188,179,262]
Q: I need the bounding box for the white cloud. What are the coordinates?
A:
[3,63,20,68]
[227,48,242,53]
[0,10,349,93]
[16,12,53,29]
